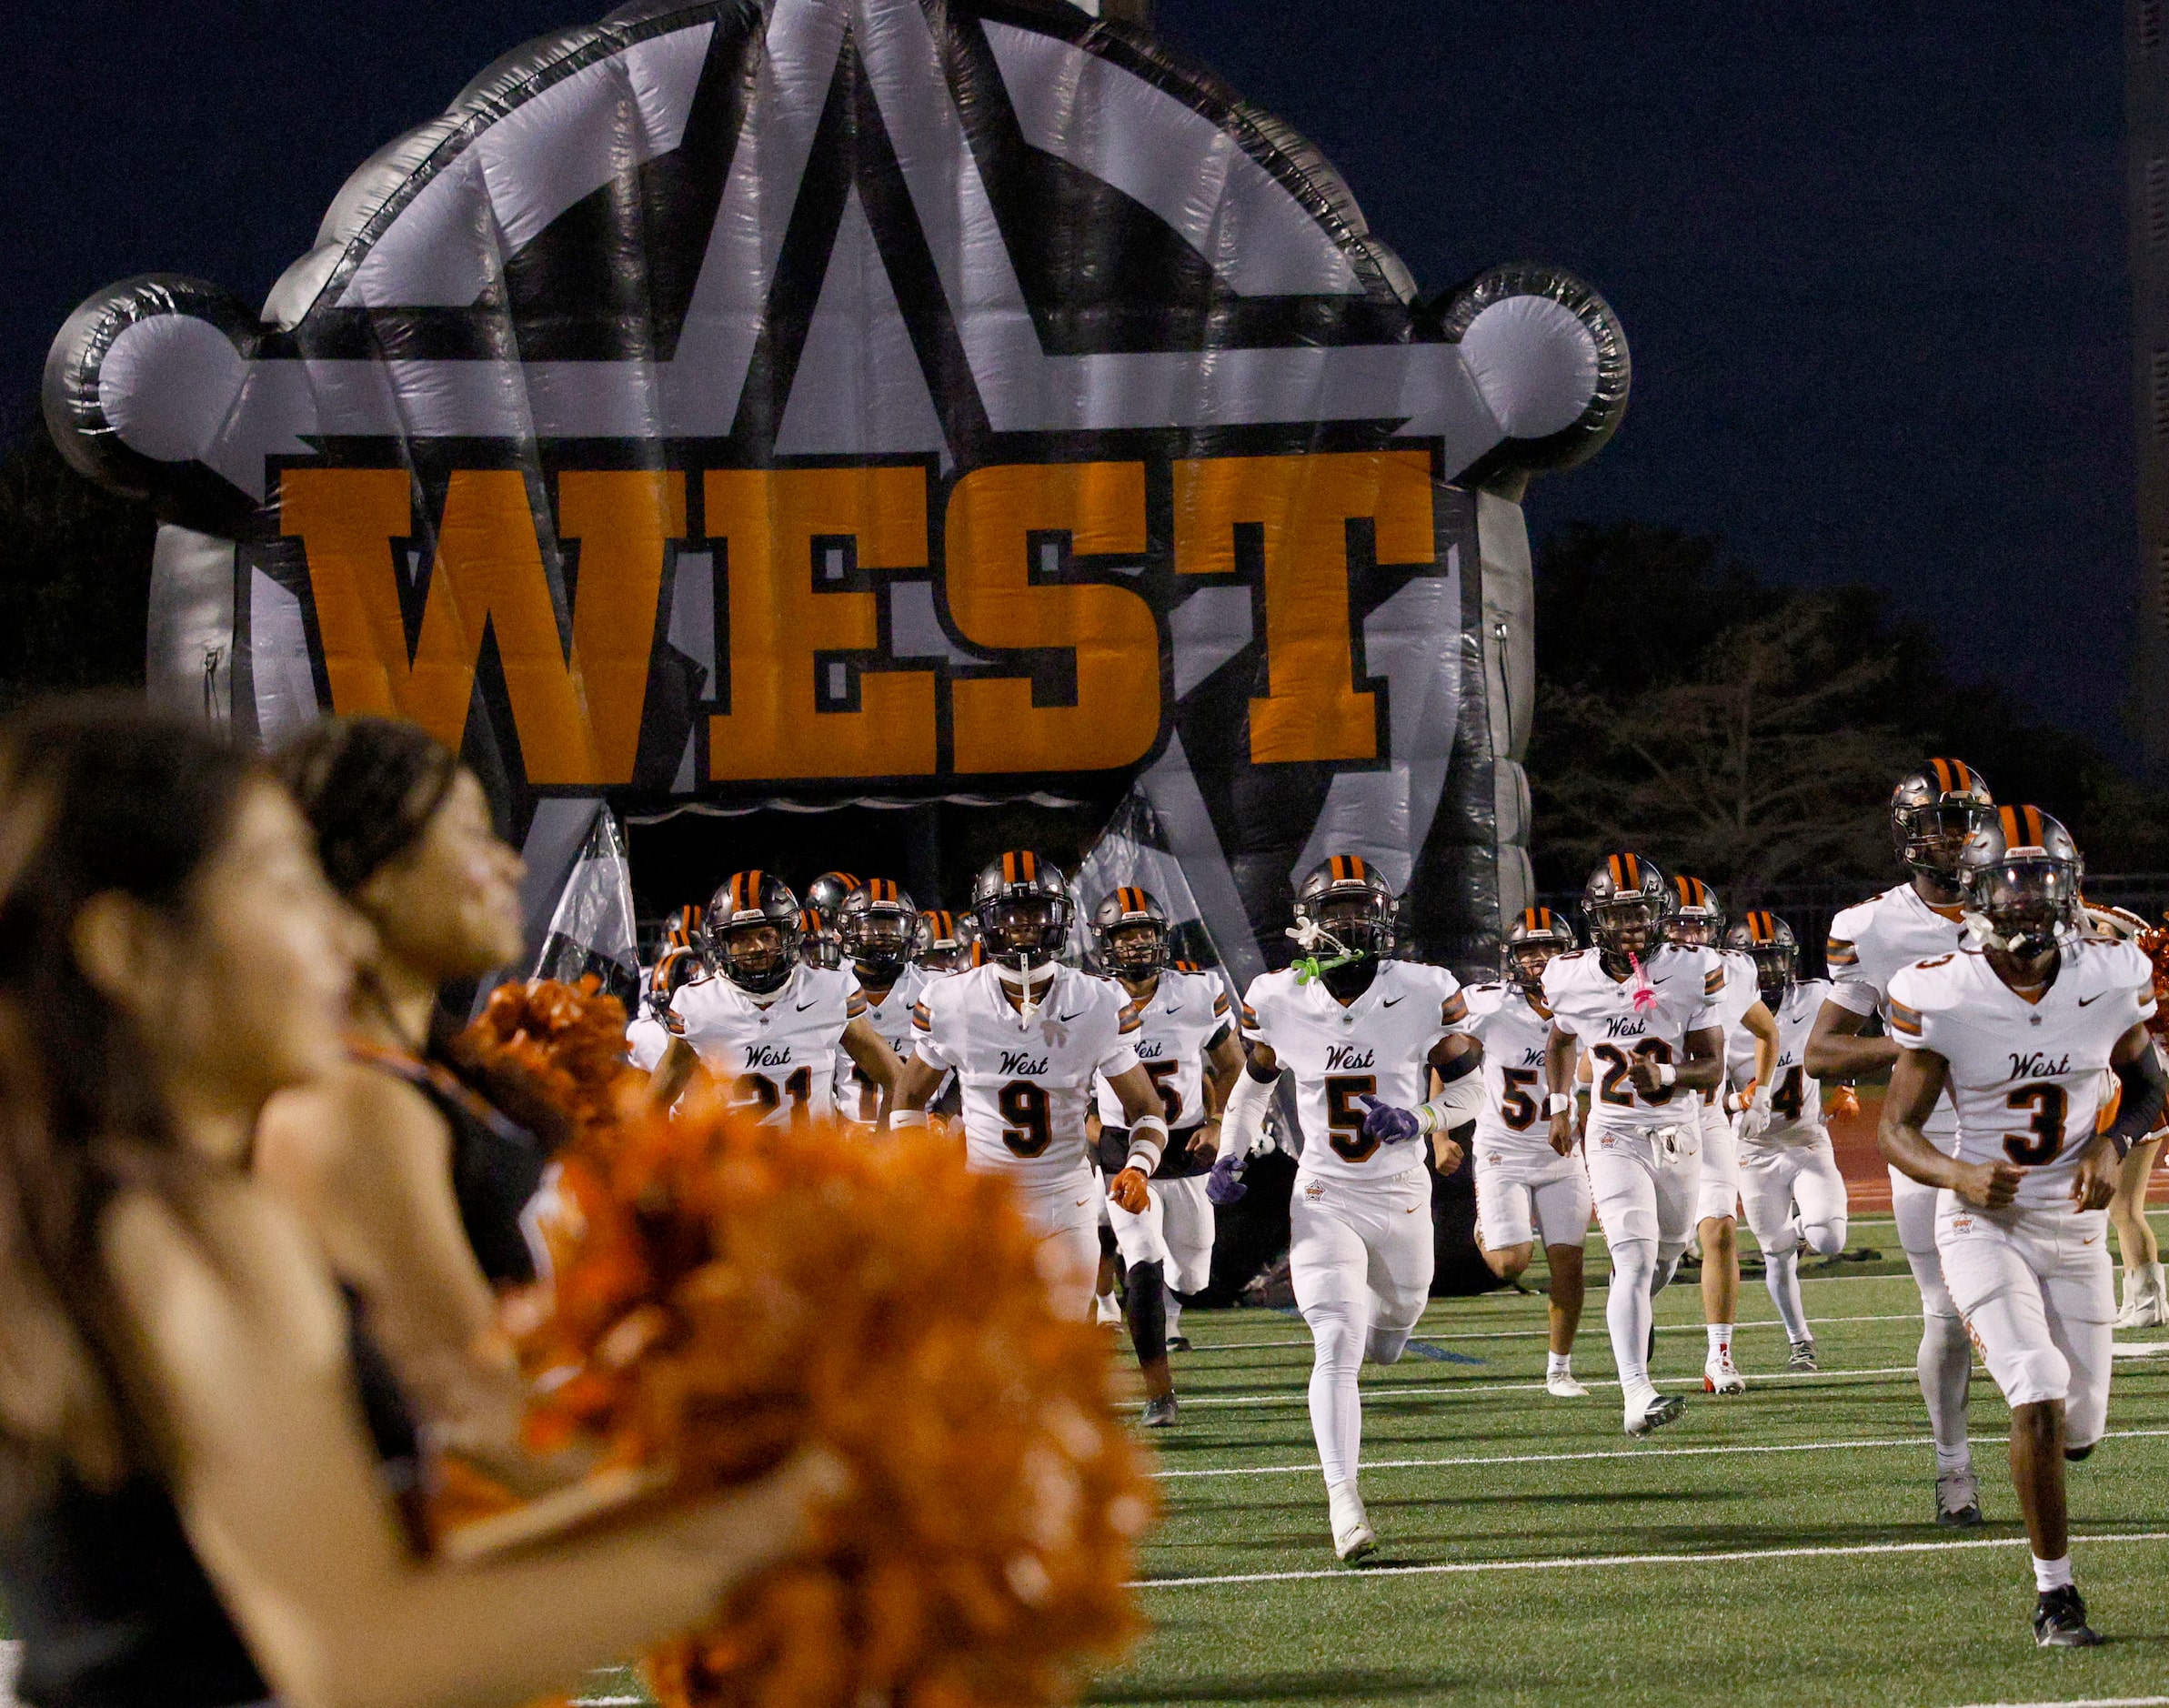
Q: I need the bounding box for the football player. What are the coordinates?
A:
[1662,876,1779,1396]
[627,943,700,1073]
[890,851,1172,1323]
[1805,759,1995,1525]
[915,909,977,976]
[799,871,858,970]
[1089,887,1244,1426]
[1210,856,1484,1562]
[1461,907,1593,1399]
[1726,911,1847,1371]
[2079,902,2169,1329]
[651,870,903,1122]
[1543,854,1729,1439]
[1881,807,2165,1647]
[832,879,923,1129]
[662,902,704,956]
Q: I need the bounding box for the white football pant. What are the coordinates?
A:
[1008,1165,1103,1321]
[1108,1173,1216,1295]
[1476,1150,1592,1251]
[1290,1163,1435,1489]
[1936,1197,2114,1451]
[1740,1131,1849,1344]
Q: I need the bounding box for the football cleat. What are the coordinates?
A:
[1328,1482,1376,1562]
[1093,1291,1122,1327]
[1786,1339,1819,1372]
[1140,1394,1179,1429]
[1166,1332,1193,1353]
[1934,1467,1983,1528]
[1545,1370,1590,1399]
[1702,1351,1746,1395]
[1625,1393,1686,1438]
[2032,1584,2104,1647]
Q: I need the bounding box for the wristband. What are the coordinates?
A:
[1546,1092,1574,1117]
[1125,1114,1170,1174]
[1654,1062,1677,1088]
[889,1109,929,1130]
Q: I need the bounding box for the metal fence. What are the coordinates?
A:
[1535,874,2169,980]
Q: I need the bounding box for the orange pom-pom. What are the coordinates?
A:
[439,981,1156,1708]
[2138,920,2169,1041]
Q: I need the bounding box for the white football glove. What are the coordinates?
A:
[1734,1084,1772,1141]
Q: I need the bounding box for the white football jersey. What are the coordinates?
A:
[1729,978,1832,1143]
[1093,967,1232,1132]
[833,964,927,1126]
[1889,939,2154,1208]
[1458,981,1554,1162]
[1699,948,1764,1108]
[1240,959,1467,1181]
[911,962,1140,1185]
[668,962,866,1127]
[625,1014,673,1074]
[1826,882,1972,1148]
[1542,944,1726,1138]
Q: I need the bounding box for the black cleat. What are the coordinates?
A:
[1934,1468,1983,1528]
[1625,1393,1687,1438]
[2033,1584,2104,1647]
[1166,1332,1192,1352]
[1140,1394,1179,1429]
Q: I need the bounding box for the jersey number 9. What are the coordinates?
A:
[999,1080,1053,1157]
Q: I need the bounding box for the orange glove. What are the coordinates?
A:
[1109,1167,1151,1214]
[1826,1085,1861,1121]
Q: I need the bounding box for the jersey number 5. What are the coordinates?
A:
[999,1080,1053,1157]
[1143,1060,1183,1126]
[2003,1082,2067,1167]
[1498,1067,1541,1131]
[1324,1074,1380,1162]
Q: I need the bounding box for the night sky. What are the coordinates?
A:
[1,3,2134,750]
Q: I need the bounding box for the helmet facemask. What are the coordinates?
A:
[1589,898,1660,963]
[1662,912,1718,950]
[1100,920,1169,981]
[842,908,915,982]
[979,895,1069,976]
[1897,800,1993,887]
[714,920,797,994]
[1290,891,1390,997]
[1507,940,1561,998]
[1963,857,2081,970]
[1747,943,1797,1002]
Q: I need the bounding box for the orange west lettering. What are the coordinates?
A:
[704,467,937,780]
[944,462,1159,774]
[1172,449,1434,764]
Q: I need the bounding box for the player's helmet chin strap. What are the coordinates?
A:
[1286,914,1358,985]
[996,960,1059,1025]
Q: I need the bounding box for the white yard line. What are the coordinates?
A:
[1944,1700,2169,1708]
[1153,1426,2169,1481]
[1185,1313,1938,1352]
[1182,1362,1927,1408]
[1135,1528,2169,1591]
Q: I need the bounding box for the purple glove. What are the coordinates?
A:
[1206,1153,1249,1205]
[1359,1094,1422,1147]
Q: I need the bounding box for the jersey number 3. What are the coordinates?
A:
[2003,1082,2066,1167]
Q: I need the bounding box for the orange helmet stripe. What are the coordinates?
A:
[1019,849,1037,881]
[1622,852,1641,889]
[1932,758,1953,794]
[1953,759,1974,791]
[2024,804,2045,846]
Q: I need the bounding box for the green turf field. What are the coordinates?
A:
[1090,1214,2169,1708]
[562,1212,2169,1708]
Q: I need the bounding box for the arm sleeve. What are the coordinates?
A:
[1824,978,1881,1018]
[1217,1066,1270,1162]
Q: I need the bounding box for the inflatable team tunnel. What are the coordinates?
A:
[45,0,1627,982]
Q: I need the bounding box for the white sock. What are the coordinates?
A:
[1547,1351,1572,1377]
[2148,1261,2167,1299]
[1919,1311,1973,1474]
[1608,1240,1659,1397]
[1763,1247,1811,1343]
[2033,1552,2074,1593]
[1164,1291,1183,1336]
[1706,1323,1732,1357]
[1304,1302,1365,1489]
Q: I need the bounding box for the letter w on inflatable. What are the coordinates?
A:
[46,0,1628,980]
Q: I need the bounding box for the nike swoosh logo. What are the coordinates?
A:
[796,999,818,1011]
[1058,1010,1087,1022]
[1381,995,1406,1008]
[2077,993,2104,1007]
